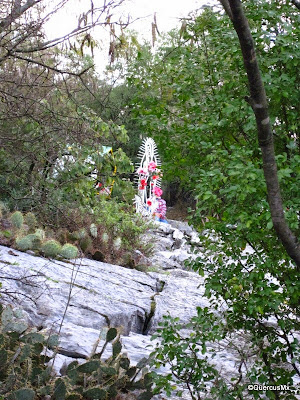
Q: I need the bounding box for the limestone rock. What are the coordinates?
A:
[0,219,230,400]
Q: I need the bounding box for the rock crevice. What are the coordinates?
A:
[0,219,206,375]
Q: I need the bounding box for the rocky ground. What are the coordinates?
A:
[1,219,298,399]
[0,219,235,399]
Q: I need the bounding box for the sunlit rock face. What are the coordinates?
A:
[0,220,220,399]
[0,219,205,356]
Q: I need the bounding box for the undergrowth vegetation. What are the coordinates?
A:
[0,199,152,268]
[0,0,299,399]
[0,304,153,400]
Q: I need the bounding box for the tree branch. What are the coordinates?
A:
[222,0,300,266]
[12,53,94,77]
[0,0,42,31]
[290,0,300,10]
[219,0,233,19]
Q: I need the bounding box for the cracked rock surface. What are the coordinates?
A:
[0,219,209,398]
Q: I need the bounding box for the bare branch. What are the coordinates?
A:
[0,0,42,31]
[12,53,94,77]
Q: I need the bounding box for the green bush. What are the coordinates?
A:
[41,239,62,258]
[60,243,78,259]
[9,211,24,229]
[90,198,153,264]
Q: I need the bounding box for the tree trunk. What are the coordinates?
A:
[220,0,300,267]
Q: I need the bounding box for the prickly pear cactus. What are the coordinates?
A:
[9,211,24,229]
[0,304,54,398]
[0,306,154,400]
[15,235,34,251]
[41,239,62,258]
[60,243,78,259]
[57,327,154,399]
[24,212,37,231]
[26,233,42,250]
[90,223,98,238]
[34,228,45,240]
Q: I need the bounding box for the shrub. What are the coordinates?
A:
[26,198,152,268]
[60,243,78,259]
[90,199,153,265]
[9,211,24,229]
[41,239,62,258]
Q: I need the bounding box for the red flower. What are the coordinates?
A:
[147,200,152,206]
[139,185,146,190]
[140,178,147,186]
[152,175,159,180]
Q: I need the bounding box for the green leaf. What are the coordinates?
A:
[106,327,118,342]
[83,387,107,399]
[112,340,122,358]
[9,389,35,400]
[54,378,67,400]
[266,221,273,229]
[77,360,100,373]
[119,356,130,370]
[48,334,59,349]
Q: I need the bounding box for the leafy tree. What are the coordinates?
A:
[124,1,300,397]
[126,0,299,264]
[0,0,125,70]
[219,0,300,266]
[0,1,136,223]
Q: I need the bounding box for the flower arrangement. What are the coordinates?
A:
[136,161,163,212]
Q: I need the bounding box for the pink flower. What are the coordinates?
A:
[147,200,152,206]
[137,167,147,175]
[153,186,163,197]
[148,161,157,172]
